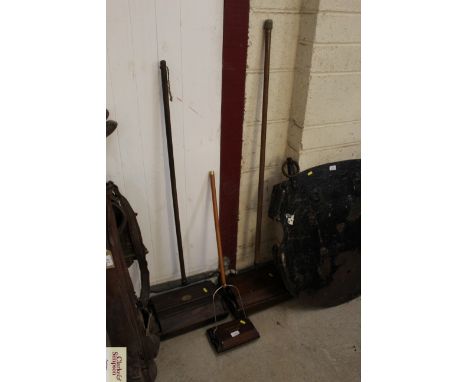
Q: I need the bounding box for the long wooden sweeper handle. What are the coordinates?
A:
[254,19,273,264]
[209,171,227,287]
[160,60,187,285]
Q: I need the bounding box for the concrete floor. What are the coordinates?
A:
[156,295,360,382]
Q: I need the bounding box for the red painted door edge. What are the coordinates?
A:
[219,0,250,270]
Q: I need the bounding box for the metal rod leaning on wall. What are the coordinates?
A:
[254,19,273,265]
[160,60,187,285]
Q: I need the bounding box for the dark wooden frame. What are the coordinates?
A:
[219,0,250,269]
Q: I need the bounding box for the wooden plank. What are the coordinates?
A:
[219,0,250,269]
[106,51,125,191]
[107,0,224,284]
[154,0,191,282]
[127,0,183,285]
[106,0,155,287]
[180,0,224,273]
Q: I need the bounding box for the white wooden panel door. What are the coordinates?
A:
[107,0,223,285]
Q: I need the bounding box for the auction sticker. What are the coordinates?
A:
[106,250,115,269]
[107,347,126,382]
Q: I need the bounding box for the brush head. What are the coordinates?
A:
[150,281,229,339]
[207,318,260,353]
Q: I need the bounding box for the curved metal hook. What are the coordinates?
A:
[211,284,248,335]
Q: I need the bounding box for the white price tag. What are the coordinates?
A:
[106,250,115,269]
[285,213,295,225]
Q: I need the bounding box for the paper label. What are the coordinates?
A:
[329,165,337,171]
[285,213,295,226]
[230,330,240,337]
[106,347,126,382]
[106,250,115,269]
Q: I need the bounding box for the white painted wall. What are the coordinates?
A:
[106,0,224,285]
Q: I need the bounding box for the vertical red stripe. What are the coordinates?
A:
[219,0,250,269]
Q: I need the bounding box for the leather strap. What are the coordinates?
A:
[107,181,151,308]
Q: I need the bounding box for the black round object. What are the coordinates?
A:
[269,159,361,306]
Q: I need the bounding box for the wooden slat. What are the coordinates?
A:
[219,0,250,269]
[107,0,224,284]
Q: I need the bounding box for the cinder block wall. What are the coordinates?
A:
[287,0,361,168]
[236,0,360,269]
